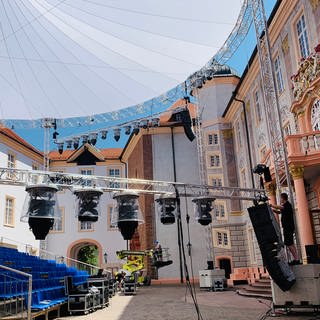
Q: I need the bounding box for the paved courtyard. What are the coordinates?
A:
[57,285,317,320]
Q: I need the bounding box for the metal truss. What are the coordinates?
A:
[0,167,263,200]
[250,0,294,201]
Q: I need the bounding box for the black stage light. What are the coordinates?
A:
[22,184,60,240]
[155,194,177,225]
[139,119,149,129]
[57,143,64,155]
[113,128,121,142]
[132,123,140,135]
[101,130,108,140]
[89,133,98,146]
[151,118,160,127]
[73,137,80,149]
[73,187,103,223]
[124,126,131,135]
[253,164,267,175]
[66,140,72,149]
[53,131,59,140]
[192,196,214,226]
[82,135,89,144]
[112,191,143,240]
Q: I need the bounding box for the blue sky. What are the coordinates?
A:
[0,0,277,151]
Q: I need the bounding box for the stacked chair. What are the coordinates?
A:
[0,246,89,312]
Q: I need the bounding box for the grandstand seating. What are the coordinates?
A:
[0,246,89,311]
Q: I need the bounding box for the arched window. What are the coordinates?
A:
[311,99,320,131]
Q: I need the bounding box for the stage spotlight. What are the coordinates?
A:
[113,128,121,142]
[82,135,89,144]
[89,133,98,146]
[101,130,108,140]
[139,119,149,129]
[155,194,177,225]
[195,77,203,89]
[205,69,215,81]
[151,118,160,127]
[253,164,267,175]
[21,184,60,240]
[132,123,140,135]
[66,140,72,149]
[73,137,80,149]
[112,191,143,240]
[57,143,64,155]
[124,125,131,135]
[192,196,214,226]
[73,187,103,223]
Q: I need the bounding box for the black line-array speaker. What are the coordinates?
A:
[248,203,296,291]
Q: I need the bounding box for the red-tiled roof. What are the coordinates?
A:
[49,147,122,161]
[0,126,43,156]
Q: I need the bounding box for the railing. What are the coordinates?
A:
[286,131,320,157]
[0,265,32,320]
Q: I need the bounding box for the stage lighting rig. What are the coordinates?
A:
[73,137,80,149]
[112,191,143,240]
[82,134,89,144]
[89,133,98,146]
[21,184,60,240]
[155,194,177,225]
[101,130,108,140]
[57,143,64,155]
[113,128,121,142]
[124,125,131,135]
[192,196,215,226]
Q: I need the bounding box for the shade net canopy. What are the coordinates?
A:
[0,0,242,125]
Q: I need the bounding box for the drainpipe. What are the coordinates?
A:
[171,127,184,284]
[232,94,255,189]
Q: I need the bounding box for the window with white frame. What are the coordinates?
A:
[254,90,262,122]
[311,99,320,131]
[80,168,93,186]
[52,207,64,232]
[79,221,94,231]
[274,55,285,93]
[209,155,220,168]
[236,121,242,147]
[4,197,14,226]
[211,176,223,187]
[208,133,219,145]
[214,229,230,248]
[108,168,121,188]
[213,201,226,219]
[296,14,310,58]
[7,153,16,179]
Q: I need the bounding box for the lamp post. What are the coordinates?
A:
[104,252,108,264]
[232,93,255,189]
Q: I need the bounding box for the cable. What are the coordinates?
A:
[0,0,67,43]
[62,1,219,51]
[175,188,204,320]
[30,0,167,97]
[80,0,235,25]
[13,0,129,118]
[0,22,40,119]
[0,55,189,75]
[1,0,62,118]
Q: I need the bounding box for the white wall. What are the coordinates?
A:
[46,164,126,264]
[152,130,209,279]
[0,143,41,252]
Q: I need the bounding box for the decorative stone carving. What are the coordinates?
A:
[222,129,233,139]
[289,165,304,180]
[309,0,320,10]
[265,182,276,196]
[291,45,320,101]
[281,34,289,55]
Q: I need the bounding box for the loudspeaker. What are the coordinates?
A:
[305,245,320,264]
[248,203,296,291]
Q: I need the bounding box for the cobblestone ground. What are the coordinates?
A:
[58,285,318,320]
